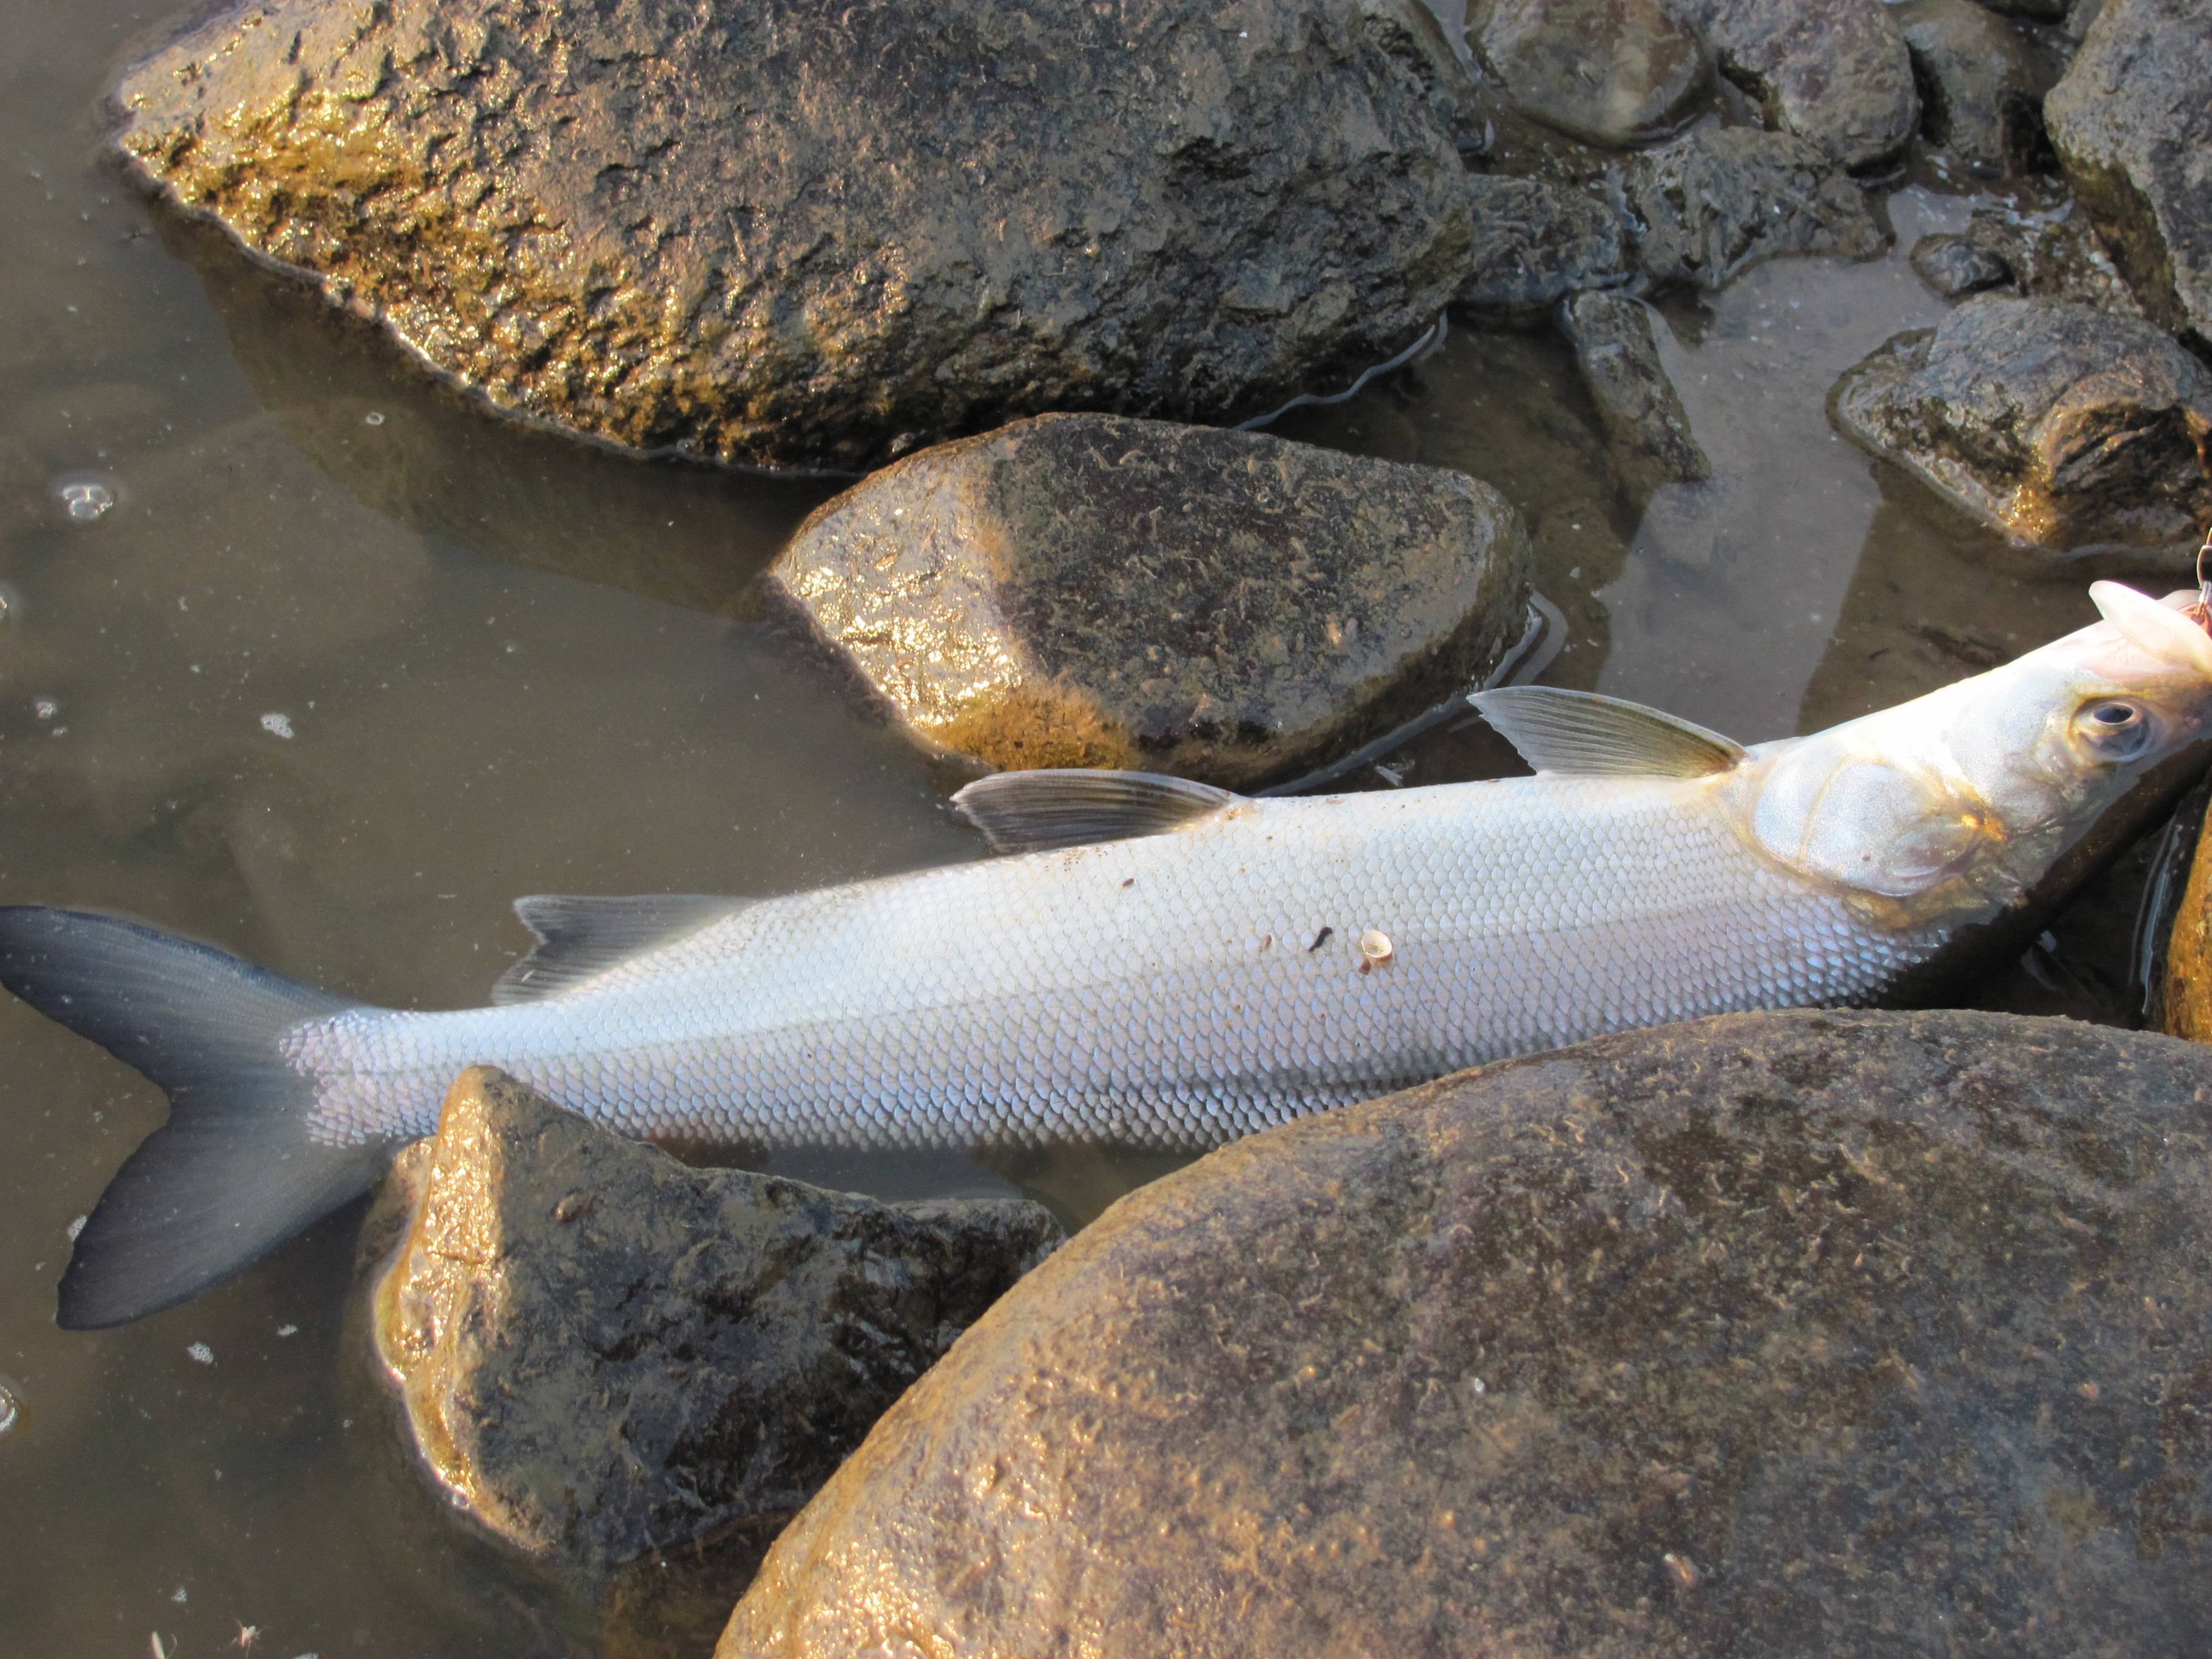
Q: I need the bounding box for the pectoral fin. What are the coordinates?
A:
[952,768,1239,853]
[1469,686,1747,778]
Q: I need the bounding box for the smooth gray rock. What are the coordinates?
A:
[1560,290,1711,488]
[2045,0,2212,355]
[1459,176,1632,317]
[1467,0,1709,146]
[719,1010,2212,1659]
[373,1067,1061,1578]
[1679,0,1920,170]
[1895,0,2057,174]
[767,414,1531,788]
[1832,295,2212,568]
[1908,199,2142,314]
[1621,127,1888,290]
[113,0,1475,472]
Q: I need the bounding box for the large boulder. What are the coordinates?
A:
[113,0,1476,472]
[1620,127,1888,291]
[720,1009,2212,1658]
[373,1068,1061,1578]
[1678,0,1920,171]
[1466,0,1708,147]
[1832,295,2212,568]
[2044,0,2212,355]
[766,415,1532,786]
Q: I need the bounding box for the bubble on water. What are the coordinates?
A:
[0,1376,20,1437]
[260,712,294,739]
[58,480,115,521]
[33,697,56,721]
[186,1342,213,1366]
[0,580,19,623]
[363,411,386,426]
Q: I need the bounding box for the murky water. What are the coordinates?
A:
[0,1,2182,1653]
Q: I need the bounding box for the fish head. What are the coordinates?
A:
[1738,582,2212,936]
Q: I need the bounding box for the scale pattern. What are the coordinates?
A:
[284,776,1941,1150]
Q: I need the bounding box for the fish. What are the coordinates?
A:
[6,580,2212,1329]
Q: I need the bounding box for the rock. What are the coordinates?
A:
[1832,295,2212,568]
[113,0,1475,473]
[1678,0,1920,170]
[1560,290,1711,488]
[1458,176,1631,317]
[2155,782,2212,1042]
[1467,0,1709,147]
[719,1009,2212,1659]
[1894,0,2057,175]
[766,414,1532,787]
[1621,127,1888,292]
[2044,0,2212,355]
[1980,0,2071,18]
[374,1067,1061,1578]
[1907,199,2142,313]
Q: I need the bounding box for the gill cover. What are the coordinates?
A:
[1748,750,1998,899]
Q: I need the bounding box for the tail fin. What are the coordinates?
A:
[0,906,391,1329]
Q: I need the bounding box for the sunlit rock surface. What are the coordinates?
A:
[1466,0,1708,147]
[719,1009,2212,1659]
[1893,0,2057,176]
[1619,127,1888,290]
[1832,295,2212,569]
[373,1068,1060,1578]
[768,415,1531,786]
[1560,290,1709,489]
[1678,0,1919,170]
[2044,0,2212,355]
[112,0,1475,471]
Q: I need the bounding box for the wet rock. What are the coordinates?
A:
[1467,0,1708,147]
[2044,0,2212,355]
[1678,0,1920,170]
[1458,176,1631,317]
[1908,199,2142,313]
[1832,295,2212,568]
[1560,290,1711,488]
[719,1009,2212,1659]
[2155,783,2212,1043]
[113,0,1475,473]
[1980,0,2071,18]
[767,415,1532,787]
[374,1067,1061,1578]
[1621,127,1888,292]
[1894,0,2057,175]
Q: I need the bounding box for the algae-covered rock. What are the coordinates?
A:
[374,1068,1061,1578]
[719,1008,2212,1659]
[1620,127,1888,291]
[2044,0,2212,354]
[1679,0,1920,170]
[113,0,1475,471]
[767,415,1531,787]
[1832,294,2212,568]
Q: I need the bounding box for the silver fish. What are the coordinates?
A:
[7,581,2212,1327]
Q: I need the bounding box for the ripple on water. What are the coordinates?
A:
[0,1378,21,1438]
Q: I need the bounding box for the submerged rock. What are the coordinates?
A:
[1458,176,1631,317]
[2044,0,2212,354]
[1467,0,1708,147]
[1832,294,2212,568]
[1679,0,1920,170]
[768,415,1532,787]
[1621,127,1888,291]
[719,1009,2212,1658]
[1894,0,2057,175]
[113,0,1474,472]
[1560,290,1710,489]
[374,1068,1061,1578]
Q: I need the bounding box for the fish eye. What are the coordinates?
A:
[2073,698,2156,759]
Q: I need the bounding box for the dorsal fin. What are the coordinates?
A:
[1469,686,1747,778]
[493,894,748,1004]
[951,768,1239,854]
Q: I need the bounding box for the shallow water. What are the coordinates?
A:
[0,1,2180,1653]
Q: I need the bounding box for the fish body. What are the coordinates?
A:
[7,580,2212,1326]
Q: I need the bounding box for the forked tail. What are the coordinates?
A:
[0,906,392,1329]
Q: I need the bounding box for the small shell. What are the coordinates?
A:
[1358,929,1394,968]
